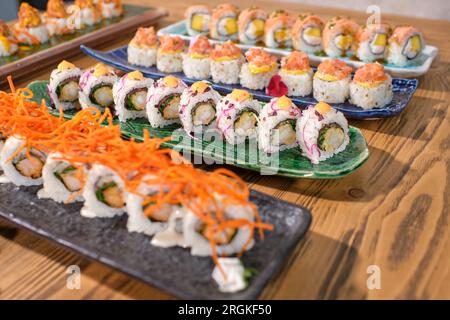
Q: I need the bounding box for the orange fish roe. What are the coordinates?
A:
[353,62,388,83]
[159,35,185,53]
[281,51,310,71]
[211,40,241,61]
[317,59,352,80]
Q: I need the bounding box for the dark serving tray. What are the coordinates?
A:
[0,183,311,299]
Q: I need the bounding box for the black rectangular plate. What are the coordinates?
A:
[0,183,311,299]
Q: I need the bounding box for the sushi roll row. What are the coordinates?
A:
[5,0,122,50]
[183,4,425,66]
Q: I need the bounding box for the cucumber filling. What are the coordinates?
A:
[125,88,147,111]
[270,119,296,146]
[191,100,216,126]
[54,165,80,192]
[318,123,345,152]
[95,180,124,208]
[157,93,181,120]
[89,83,114,108]
[234,108,258,137]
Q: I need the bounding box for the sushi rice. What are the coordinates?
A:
[182,35,213,79]
[313,59,352,104]
[239,48,278,90]
[210,41,243,85]
[278,51,313,97]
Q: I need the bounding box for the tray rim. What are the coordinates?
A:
[157,20,438,78]
[0,188,312,300]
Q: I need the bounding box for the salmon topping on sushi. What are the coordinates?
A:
[265,10,295,45]
[323,17,360,53]
[130,27,157,49]
[353,63,388,86]
[46,0,68,19]
[18,3,42,28]
[292,14,324,46]
[280,51,310,73]
[245,48,277,74]
[158,35,185,54]
[211,40,241,61]
[210,3,239,37]
[356,23,390,55]
[238,6,267,42]
[75,0,97,9]
[188,35,212,58]
[315,59,352,81]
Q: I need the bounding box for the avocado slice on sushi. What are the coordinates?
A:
[13,151,46,179]
[157,93,181,120]
[271,119,296,146]
[54,165,81,192]
[95,181,125,208]
[234,108,259,137]
[191,99,216,126]
[56,77,79,102]
[125,88,148,111]
[89,83,114,108]
[318,123,345,152]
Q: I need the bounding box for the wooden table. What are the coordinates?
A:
[0,0,449,300]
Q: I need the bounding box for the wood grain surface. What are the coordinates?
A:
[0,0,449,300]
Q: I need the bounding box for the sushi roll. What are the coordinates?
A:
[146,76,187,128]
[113,71,153,122]
[240,48,278,90]
[71,0,101,28]
[13,3,49,45]
[126,177,180,236]
[38,152,83,203]
[209,4,239,41]
[350,63,393,109]
[279,51,313,97]
[355,23,391,62]
[179,81,221,134]
[81,164,126,218]
[48,60,82,110]
[44,0,73,36]
[210,41,243,84]
[313,59,352,103]
[0,136,47,186]
[151,206,188,248]
[238,6,267,44]
[291,14,324,54]
[79,63,118,111]
[387,26,424,67]
[297,102,349,164]
[156,35,185,73]
[322,16,360,57]
[182,35,213,79]
[127,27,158,67]
[98,0,123,19]
[185,5,211,36]
[0,20,18,57]
[216,89,261,145]
[264,10,295,48]
[183,203,255,257]
[259,96,301,153]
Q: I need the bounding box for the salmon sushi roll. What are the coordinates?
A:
[182,35,213,79]
[350,63,393,109]
[209,3,239,41]
[279,51,313,97]
[185,5,211,36]
[128,27,157,67]
[44,0,73,36]
[313,59,352,103]
[240,48,278,90]
[238,6,267,44]
[0,20,18,56]
[259,96,301,153]
[264,10,295,48]
[13,3,49,45]
[297,102,349,164]
[292,13,324,54]
[387,26,424,67]
[98,0,123,19]
[355,23,391,62]
[157,35,185,73]
[210,41,243,84]
[322,16,360,57]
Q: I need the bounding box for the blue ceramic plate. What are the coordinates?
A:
[81,45,418,119]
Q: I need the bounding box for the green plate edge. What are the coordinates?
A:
[26,80,369,179]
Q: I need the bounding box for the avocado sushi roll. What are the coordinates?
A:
[113,71,153,122]
[185,5,211,36]
[216,89,261,145]
[297,102,349,164]
[146,76,187,128]
[179,81,221,134]
[79,63,118,112]
[48,60,82,110]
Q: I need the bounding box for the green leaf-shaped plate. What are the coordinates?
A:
[27,80,369,178]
